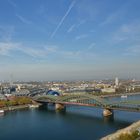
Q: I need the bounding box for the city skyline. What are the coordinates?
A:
[0,0,140,80]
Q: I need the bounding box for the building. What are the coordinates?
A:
[115,77,119,87]
[101,88,116,93]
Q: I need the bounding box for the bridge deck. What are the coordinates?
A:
[34,94,140,112]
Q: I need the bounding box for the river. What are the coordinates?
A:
[0,94,140,140]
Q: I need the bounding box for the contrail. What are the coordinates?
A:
[50,1,75,39]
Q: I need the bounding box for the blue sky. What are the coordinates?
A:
[0,0,140,81]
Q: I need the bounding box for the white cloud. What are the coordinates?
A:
[67,20,86,33]
[8,0,17,8]
[129,45,140,53]
[124,45,140,56]
[100,3,128,26]
[16,14,32,24]
[19,45,58,58]
[19,47,47,58]
[0,40,96,61]
[109,20,140,45]
[0,42,19,56]
[100,11,121,26]
[60,50,81,58]
[67,24,76,33]
[50,1,76,38]
[0,41,58,58]
[75,34,88,40]
[88,42,96,50]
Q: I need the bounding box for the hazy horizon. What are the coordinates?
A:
[0,0,140,81]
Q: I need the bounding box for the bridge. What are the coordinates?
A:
[33,93,140,117]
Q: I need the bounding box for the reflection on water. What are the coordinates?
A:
[103,115,114,123]
[0,95,139,140]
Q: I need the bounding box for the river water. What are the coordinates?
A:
[0,95,140,140]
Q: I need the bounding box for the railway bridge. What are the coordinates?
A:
[33,94,140,117]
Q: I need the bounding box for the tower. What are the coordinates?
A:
[115,77,119,87]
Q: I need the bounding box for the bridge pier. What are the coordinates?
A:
[55,103,66,111]
[103,108,113,117]
[39,102,48,109]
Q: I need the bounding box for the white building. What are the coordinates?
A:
[115,77,119,87]
[101,88,116,93]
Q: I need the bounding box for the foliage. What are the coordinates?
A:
[0,100,6,107]
[17,97,32,105]
[117,130,140,140]
[0,97,32,108]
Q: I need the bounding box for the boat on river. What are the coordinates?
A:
[0,110,4,116]
[121,95,127,98]
[28,104,39,108]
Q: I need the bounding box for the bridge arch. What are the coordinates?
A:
[34,94,107,105]
[56,94,107,106]
[34,95,58,102]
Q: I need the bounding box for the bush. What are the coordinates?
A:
[0,97,32,107]
[117,130,140,140]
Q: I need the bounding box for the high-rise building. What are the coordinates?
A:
[115,77,119,87]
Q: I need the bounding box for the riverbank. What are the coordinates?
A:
[0,103,40,112]
[0,96,41,112]
[1,105,29,112]
[100,92,140,98]
[101,120,140,140]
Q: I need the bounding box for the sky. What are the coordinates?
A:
[0,0,140,81]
